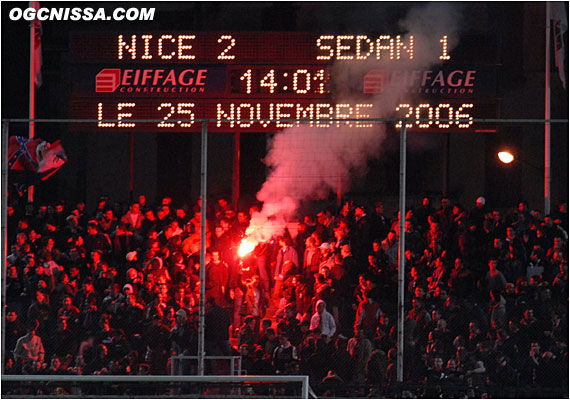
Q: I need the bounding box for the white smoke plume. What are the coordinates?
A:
[244,3,464,245]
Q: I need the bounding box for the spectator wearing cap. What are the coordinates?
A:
[318,242,335,271]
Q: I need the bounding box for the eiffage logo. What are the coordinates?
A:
[95,68,209,94]
[96,69,122,93]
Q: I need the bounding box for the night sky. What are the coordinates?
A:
[2,2,568,212]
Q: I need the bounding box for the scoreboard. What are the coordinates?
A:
[69,32,499,132]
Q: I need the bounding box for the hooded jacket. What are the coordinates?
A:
[309,299,336,337]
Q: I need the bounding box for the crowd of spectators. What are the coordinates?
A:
[4,193,569,397]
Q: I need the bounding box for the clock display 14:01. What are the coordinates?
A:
[230,68,331,95]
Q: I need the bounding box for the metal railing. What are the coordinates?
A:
[170,355,242,376]
[1,374,311,398]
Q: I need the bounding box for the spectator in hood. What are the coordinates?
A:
[310,299,336,338]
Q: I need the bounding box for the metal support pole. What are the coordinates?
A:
[129,131,134,203]
[442,133,450,197]
[301,375,309,399]
[2,121,10,375]
[198,121,208,376]
[28,16,36,204]
[545,1,552,216]
[337,175,342,209]
[397,124,407,383]
[233,131,240,210]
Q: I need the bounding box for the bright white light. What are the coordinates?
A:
[238,238,256,258]
[498,151,515,164]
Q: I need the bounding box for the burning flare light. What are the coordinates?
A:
[498,151,514,164]
[238,238,256,258]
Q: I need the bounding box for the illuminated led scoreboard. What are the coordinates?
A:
[69,32,498,132]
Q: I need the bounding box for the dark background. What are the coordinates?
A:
[2,2,568,214]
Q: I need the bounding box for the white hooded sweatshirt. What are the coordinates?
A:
[309,299,336,337]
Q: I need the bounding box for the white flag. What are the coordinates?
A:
[551,2,568,89]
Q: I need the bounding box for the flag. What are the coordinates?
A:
[8,136,40,172]
[36,139,67,180]
[8,136,67,180]
[31,1,42,87]
[551,2,568,89]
